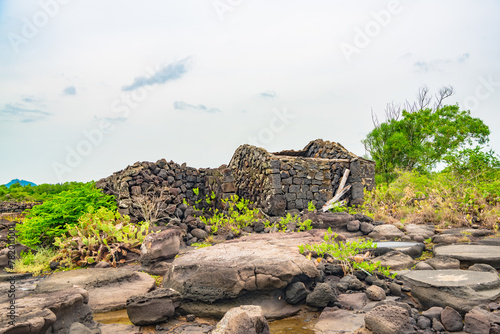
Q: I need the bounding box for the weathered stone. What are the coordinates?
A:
[468,263,498,274]
[126,288,182,326]
[191,228,208,240]
[432,318,445,331]
[212,305,270,334]
[417,316,431,329]
[360,222,374,234]
[68,322,100,334]
[432,234,459,244]
[35,268,155,312]
[163,232,319,315]
[434,244,500,268]
[306,283,337,308]
[347,220,360,232]
[315,308,365,333]
[368,224,405,240]
[464,306,500,334]
[285,281,308,305]
[424,255,460,270]
[440,306,463,332]
[422,306,443,321]
[415,262,434,270]
[403,224,435,239]
[401,270,500,314]
[338,293,368,311]
[365,285,386,301]
[365,305,416,334]
[140,229,182,266]
[370,241,424,258]
[0,287,97,334]
[372,251,414,270]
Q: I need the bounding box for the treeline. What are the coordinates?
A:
[0,182,87,202]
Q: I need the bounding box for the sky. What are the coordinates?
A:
[1,0,500,185]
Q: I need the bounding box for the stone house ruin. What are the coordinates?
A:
[96,139,375,223]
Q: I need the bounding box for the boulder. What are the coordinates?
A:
[315,308,365,333]
[0,287,98,334]
[164,232,319,302]
[372,251,414,270]
[434,244,500,269]
[403,224,435,239]
[440,306,463,332]
[163,232,319,318]
[338,293,368,311]
[370,241,424,258]
[368,225,405,240]
[464,306,500,334]
[414,262,434,270]
[422,306,443,321]
[285,282,308,305]
[432,234,459,245]
[347,220,360,232]
[360,222,374,234]
[424,256,460,270]
[302,212,351,230]
[400,270,500,314]
[365,285,386,301]
[126,288,181,326]
[306,283,337,308]
[140,229,182,266]
[35,267,155,312]
[468,263,498,274]
[212,305,270,334]
[365,304,416,334]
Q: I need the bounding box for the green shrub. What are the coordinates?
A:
[0,182,85,202]
[17,183,117,247]
[298,228,394,278]
[53,207,148,268]
[5,247,58,276]
[199,194,262,235]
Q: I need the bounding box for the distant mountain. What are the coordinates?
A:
[4,179,37,188]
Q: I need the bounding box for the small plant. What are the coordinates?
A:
[198,195,262,235]
[308,201,316,212]
[297,218,313,232]
[191,242,212,249]
[5,247,58,276]
[53,208,149,268]
[149,274,163,287]
[298,228,394,278]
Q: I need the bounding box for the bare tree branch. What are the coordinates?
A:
[417,85,431,110]
[371,108,380,127]
[434,86,454,110]
[384,102,401,121]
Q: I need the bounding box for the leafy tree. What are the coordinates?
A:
[363,87,490,182]
[17,182,117,247]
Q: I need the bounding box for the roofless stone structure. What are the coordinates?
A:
[97,139,375,223]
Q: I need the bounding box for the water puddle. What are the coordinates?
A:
[94,308,320,333]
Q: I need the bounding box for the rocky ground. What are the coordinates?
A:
[2,211,500,334]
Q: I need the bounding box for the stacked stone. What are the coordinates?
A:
[0,201,38,213]
[277,156,349,211]
[303,139,358,160]
[96,159,238,224]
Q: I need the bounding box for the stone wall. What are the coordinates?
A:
[96,160,236,224]
[96,139,375,222]
[0,201,38,214]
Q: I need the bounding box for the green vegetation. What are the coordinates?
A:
[5,247,58,276]
[53,207,148,268]
[0,182,85,202]
[298,228,394,278]
[17,183,117,247]
[191,242,212,249]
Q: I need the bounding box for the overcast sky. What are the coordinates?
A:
[1,0,499,185]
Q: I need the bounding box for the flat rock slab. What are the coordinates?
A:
[314,308,365,333]
[164,232,320,317]
[35,267,155,312]
[401,270,500,314]
[371,241,425,258]
[0,287,97,334]
[434,244,500,268]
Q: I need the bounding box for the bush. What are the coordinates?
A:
[298,228,394,278]
[53,207,148,268]
[17,183,117,247]
[0,182,85,202]
[363,170,500,228]
[5,247,58,276]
